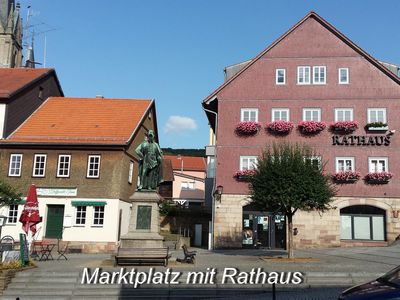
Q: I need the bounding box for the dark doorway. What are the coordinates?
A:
[45,205,65,238]
[242,206,286,249]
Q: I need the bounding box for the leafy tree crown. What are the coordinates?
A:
[250,142,336,216]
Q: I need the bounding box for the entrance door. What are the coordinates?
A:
[273,214,286,249]
[45,205,65,238]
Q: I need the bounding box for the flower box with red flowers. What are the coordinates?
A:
[235,121,262,135]
[364,172,393,184]
[298,121,326,134]
[233,169,256,181]
[330,121,358,133]
[266,120,294,134]
[332,171,361,183]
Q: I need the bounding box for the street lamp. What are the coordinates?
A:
[213,185,223,203]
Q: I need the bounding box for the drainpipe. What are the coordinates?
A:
[203,106,218,250]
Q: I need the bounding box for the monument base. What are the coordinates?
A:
[119,190,165,249]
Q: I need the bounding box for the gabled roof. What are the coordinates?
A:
[0,68,63,98]
[202,11,400,106]
[164,155,206,172]
[4,97,154,145]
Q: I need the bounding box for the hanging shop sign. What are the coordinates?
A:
[332,135,391,146]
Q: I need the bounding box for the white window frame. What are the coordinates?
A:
[368,157,388,173]
[302,108,321,121]
[7,204,19,224]
[75,205,87,226]
[240,156,258,171]
[32,154,47,177]
[93,206,105,227]
[57,154,71,178]
[336,157,355,172]
[87,155,101,178]
[297,66,311,85]
[8,154,23,177]
[313,66,326,84]
[128,161,134,184]
[338,68,349,84]
[367,108,387,123]
[304,156,322,168]
[335,108,354,122]
[181,181,195,190]
[272,108,290,121]
[275,69,286,85]
[241,108,258,122]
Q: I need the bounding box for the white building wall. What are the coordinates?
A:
[0,103,6,138]
[0,197,126,244]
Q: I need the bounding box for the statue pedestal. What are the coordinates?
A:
[120,191,164,249]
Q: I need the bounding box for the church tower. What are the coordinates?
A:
[0,0,22,68]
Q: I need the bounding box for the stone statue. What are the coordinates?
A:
[135,130,163,190]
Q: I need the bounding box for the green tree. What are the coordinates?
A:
[0,179,22,207]
[250,143,336,258]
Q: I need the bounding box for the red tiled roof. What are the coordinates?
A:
[0,68,54,98]
[164,155,206,172]
[5,97,153,145]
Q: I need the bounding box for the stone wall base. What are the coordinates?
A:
[340,240,388,247]
[68,242,117,254]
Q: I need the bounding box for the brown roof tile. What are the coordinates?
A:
[6,97,153,145]
[164,155,206,172]
[0,68,53,98]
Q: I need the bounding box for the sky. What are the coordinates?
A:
[17,0,400,149]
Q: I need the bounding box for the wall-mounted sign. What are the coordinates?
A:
[332,135,391,146]
[37,188,77,197]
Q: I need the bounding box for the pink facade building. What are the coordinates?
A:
[203,12,400,249]
[164,155,206,207]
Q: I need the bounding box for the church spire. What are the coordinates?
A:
[0,0,23,68]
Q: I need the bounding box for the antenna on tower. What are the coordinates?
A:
[22,5,60,68]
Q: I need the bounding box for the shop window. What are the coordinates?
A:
[313,66,326,84]
[303,108,321,121]
[369,157,388,172]
[297,66,311,84]
[339,68,349,84]
[8,154,23,177]
[75,206,86,226]
[335,108,353,121]
[336,157,354,172]
[272,108,290,121]
[7,204,18,224]
[32,154,47,177]
[340,205,385,241]
[87,155,101,178]
[240,156,258,171]
[368,108,386,123]
[275,69,286,85]
[241,108,258,122]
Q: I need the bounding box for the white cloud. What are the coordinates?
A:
[164,116,197,134]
